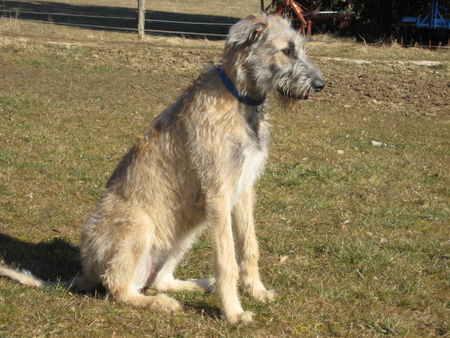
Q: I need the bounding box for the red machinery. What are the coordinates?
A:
[267,0,354,37]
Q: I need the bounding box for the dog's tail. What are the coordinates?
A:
[0,265,89,290]
[0,265,56,287]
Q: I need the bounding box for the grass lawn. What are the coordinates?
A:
[0,10,449,336]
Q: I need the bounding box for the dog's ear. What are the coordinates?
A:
[227,15,268,47]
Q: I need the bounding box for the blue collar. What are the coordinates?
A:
[218,68,265,106]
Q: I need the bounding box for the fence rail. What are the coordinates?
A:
[1,6,449,47]
[0,6,236,39]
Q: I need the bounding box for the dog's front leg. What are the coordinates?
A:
[232,189,275,303]
[207,191,254,324]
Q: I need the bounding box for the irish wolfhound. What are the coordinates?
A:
[0,14,323,323]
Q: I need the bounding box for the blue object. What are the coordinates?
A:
[218,68,265,106]
[401,1,450,30]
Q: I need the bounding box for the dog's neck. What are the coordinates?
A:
[219,66,266,106]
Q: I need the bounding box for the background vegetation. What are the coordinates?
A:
[299,0,450,40]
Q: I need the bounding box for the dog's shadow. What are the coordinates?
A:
[0,234,81,282]
[0,234,221,317]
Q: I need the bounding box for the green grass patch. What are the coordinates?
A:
[0,17,449,336]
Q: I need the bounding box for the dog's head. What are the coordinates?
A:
[224,14,324,103]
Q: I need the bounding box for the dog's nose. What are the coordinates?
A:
[312,78,325,93]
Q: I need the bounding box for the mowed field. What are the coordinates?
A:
[0,4,449,336]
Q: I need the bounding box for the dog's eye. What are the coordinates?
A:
[281,47,296,59]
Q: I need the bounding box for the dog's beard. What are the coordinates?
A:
[273,91,307,111]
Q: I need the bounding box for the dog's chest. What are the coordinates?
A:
[230,108,270,203]
[232,142,268,204]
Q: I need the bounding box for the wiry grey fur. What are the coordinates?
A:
[224,14,323,101]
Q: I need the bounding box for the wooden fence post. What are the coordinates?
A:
[138,0,146,39]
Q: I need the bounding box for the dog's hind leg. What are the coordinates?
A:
[105,244,182,312]
[99,212,181,313]
[232,189,275,303]
[152,224,215,293]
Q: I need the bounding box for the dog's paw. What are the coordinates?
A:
[226,311,255,324]
[189,277,215,293]
[153,294,182,313]
[243,280,276,303]
[251,288,276,303]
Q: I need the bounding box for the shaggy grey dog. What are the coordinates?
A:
[0,14,323,324]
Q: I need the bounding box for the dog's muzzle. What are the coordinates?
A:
[277,76,325,100]
[278,78,324,100]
